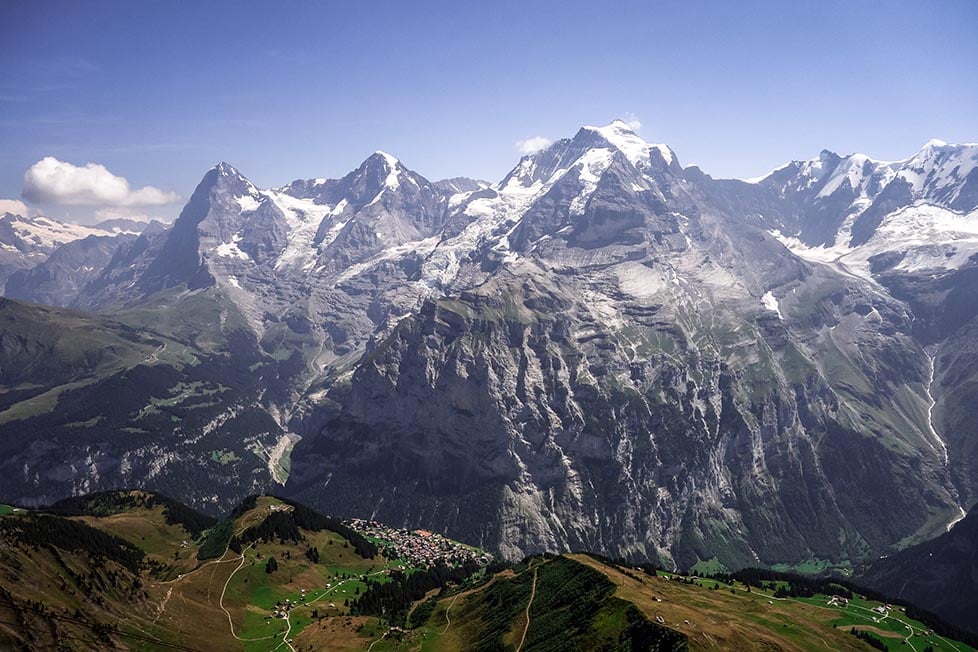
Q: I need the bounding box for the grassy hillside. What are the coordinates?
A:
[402,555,683,652]
[572,557,973,652]
[0,493,491,651]
[0,492,972,651]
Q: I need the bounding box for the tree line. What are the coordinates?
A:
[45,490,217,538]
[350,559,482,626]
[6,513,144,573]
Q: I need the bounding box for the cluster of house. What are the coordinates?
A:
[827,595,849,606]
[346,518,493,568]
[268,589,319,619]
[269,596,300,619]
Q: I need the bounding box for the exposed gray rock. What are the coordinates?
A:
[7,122,978,569]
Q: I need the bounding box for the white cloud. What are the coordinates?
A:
[515,136,553,155]
[0,199,30,216]
[622,113,642,131]
[22,156,180,207]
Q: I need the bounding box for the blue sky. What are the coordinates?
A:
[1,0,976,223]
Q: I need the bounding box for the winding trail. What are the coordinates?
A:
[274,616,295,652]
[440,593,461,635]
[717,577,958,652]
[217,545,250,638]
[268,568,389,650]
[149,517,467,652]
[154,555,240,585]
[515,567,538,652]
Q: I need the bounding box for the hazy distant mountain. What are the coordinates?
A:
[93,216,158,234]
[0,212,148,295]
[4,234,137,306]
[2,121,977,571]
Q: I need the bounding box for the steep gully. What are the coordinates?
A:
[925,350,967,531]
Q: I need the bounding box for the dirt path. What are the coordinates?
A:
[273,568,390,651]
[216,544,284,647]
[440,593,461,635]
[847,604,921,651]
[218,546,250,638]
[515,567,538,652]
[153,552,239,586]
[273,615,295,652]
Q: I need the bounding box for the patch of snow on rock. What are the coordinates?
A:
[761,291,782,318]
[215,234,250,260]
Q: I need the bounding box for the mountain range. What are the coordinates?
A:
[2,120,977,576]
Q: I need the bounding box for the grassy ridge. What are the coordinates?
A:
[5,512,144,572]
[46,489,217,537]
[1,492,973,652]
[412,556,685,652]
[521,557,685,652]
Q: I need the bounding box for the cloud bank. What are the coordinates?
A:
[23,157,180,207]
[515,136,553,155]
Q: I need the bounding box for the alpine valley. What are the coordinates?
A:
[4,120,978,584]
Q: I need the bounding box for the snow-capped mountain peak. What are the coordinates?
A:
[372,150,400,167]
[581,119,677,168]
[214,161,245,178]
[815,152,896,199]
[346,150,425,206]
[207,165,261,215]
[0,212,114,252]
[894,139,978,204]
[373,151,403,194]
[359,150,402,174]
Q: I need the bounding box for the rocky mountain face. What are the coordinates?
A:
[732,141,978,518]
[2,121,977,570]
[0,211,149,300]
[860,504,978,635]
[0,212,140,291]
[0,298,285,509]
[288,123,973,567]
[4,233,138,306]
